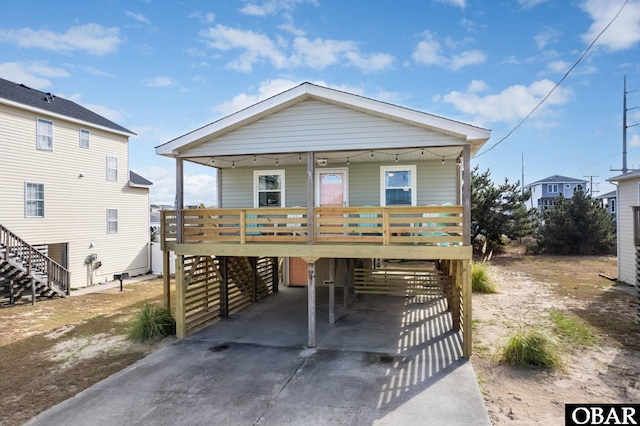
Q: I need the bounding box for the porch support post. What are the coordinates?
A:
[176,157,184,244]
[216,167,222,208]
[250,257,258,303]
[163,250,171,311]
[307,261,316,347]
[343,258,349,307]
[306,152,315,245]
[219,256,229,319]
[272,257,279,293]
[175,254,186,339]
[328,258,336,324]
[462,259,472,358]
[462,145,471,246]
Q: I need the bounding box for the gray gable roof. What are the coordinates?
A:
[524,175,588,188]
[129,171,153,187]
[0,77,134,135]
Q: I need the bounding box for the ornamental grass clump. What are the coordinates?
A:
[472,262,497,293]
[500,328,561,370]
[129,303,176,341]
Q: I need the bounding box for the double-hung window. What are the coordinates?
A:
[380,165,417,206]
[25,182,45,217]
[254,170,285,207]
[548,183,558,193]
[107,209,118,233]
[37,118,53,150]
[79,129,90,148]
[106,156,118,181]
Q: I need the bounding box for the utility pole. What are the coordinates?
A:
[612,75,639,174]
[583,174,599,196]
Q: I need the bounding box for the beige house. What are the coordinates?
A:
[607,171,640,285]
[156,83,491,356]
[0,77,151,297]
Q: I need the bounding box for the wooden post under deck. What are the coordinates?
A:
[272,257,279,292]
[462,259,472,357]
[163,250,171,311]
[328,258,336,325]
[175,254,186,339]
[307,261,316,347]
[219,256,229,319]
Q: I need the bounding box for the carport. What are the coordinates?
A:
[26,285,490,425]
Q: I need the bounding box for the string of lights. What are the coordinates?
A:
[205,147,463,168]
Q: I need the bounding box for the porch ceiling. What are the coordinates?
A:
[182,146,464,169]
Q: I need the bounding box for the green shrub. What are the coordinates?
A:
[472,262,497,293]
[549,309,597,346]
[129,303,176,341]
[500,328,560,370]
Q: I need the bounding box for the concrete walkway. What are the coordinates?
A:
[27,286,490,426]
[70,274,159,296]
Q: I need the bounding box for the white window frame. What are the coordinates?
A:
[380,165,417,206]
[107,209,118,233]
[25,182,45,218]
[79,129,90,148]
[548,183,558,193]
[36,118,53,151]
[253,170,285,208]
[106,156,118,181]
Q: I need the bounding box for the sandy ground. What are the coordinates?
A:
[472,261,640,425]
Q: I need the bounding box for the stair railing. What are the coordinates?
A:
[0,224,70,295]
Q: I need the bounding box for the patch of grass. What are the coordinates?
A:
[500,328,561,370]
[128,303,176,341]
[472,262,497,293]
[549,309,597,347]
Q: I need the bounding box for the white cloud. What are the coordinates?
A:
[518,0,549,8]
[467,79,489,93]
[213,79,364,116]
[0,61,69,89]
[630,133,640,147]
[547,60,570,73]
[534,27,561,50]
[214,78,302,115]
[143,76,176,87]
[189,11,215,23]
[442,79,573,125]
[0,23,121,55]
[139,165,217,206]
[83,103,125,123]
[581,0,640,51]
[125,11,151,24]
[412,31,486,71]
[434,0,466,8]
[201,25,287,71]
[200,25,394,72]
[449,49,487,71]
[239,0,318,16]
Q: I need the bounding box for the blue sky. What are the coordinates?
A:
[2,0,640,205]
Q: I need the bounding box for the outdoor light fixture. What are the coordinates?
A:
[232,161,235,168]
[346,157,350,165]
[442,157,445,164]
[395,154,398,162]
[276,158,279,166]
[317,158,327,166]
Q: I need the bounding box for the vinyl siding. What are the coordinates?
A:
[220,160,457,208]
[187,100,463,157]
[617,179,639,284]
[0,102,149,287]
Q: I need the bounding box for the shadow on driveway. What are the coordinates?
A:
[27,286,490,425]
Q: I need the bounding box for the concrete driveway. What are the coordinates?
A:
[27,286,490,425]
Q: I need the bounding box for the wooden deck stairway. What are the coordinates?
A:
[0,224,70,306]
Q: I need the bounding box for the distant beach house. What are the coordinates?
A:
[596,190,617,219]
[524,175,589,212]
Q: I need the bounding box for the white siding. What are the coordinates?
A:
[616,179,639,284]
[187,100,464,157]
[0,103,149,287]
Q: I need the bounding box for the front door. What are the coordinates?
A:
[287,169,348,286]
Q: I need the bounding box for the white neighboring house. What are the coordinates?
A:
[596,190,617,220]
[607,171,640,285]
[0,77,152,289]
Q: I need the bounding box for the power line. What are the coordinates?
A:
[475,0,631,158]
